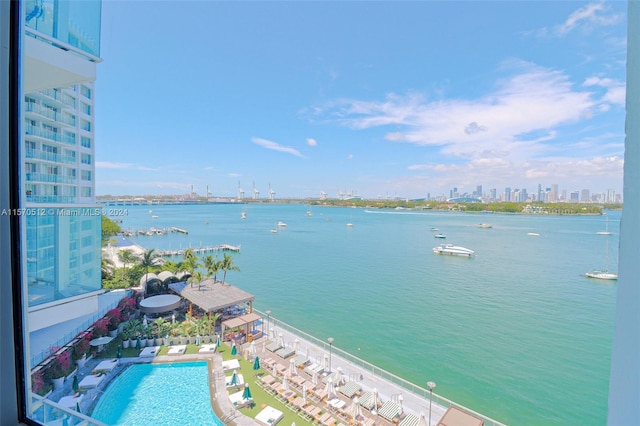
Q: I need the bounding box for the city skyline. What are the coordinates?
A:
[96,1,626,199]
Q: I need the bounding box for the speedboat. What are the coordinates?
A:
[476,223,492,228]
[277,221,287,227]
[433,244,475,257]
[585,270,618,280]
[434,233,446,239]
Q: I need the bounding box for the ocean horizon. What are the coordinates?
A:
[113,203,618,425]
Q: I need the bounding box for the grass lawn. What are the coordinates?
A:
[96,337,314,425]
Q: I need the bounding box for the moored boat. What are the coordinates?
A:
[433,244,475,257]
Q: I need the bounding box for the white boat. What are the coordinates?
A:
[527,232,540,236]
[151,215,158,219]
[346,223,354,227]
[596,215,612,235]
[434,233,447,239]
[585,271,618,280]
[277,221,287,227]
[270,228,278,234]
[433,244,475,257]
[586,236,617,280]
[476,223,492,228]
[241,212,247,220]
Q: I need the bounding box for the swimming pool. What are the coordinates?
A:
[91,361,224,426]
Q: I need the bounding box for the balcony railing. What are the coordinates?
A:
[25,125,76,145]
[26,149,76,164]
[26,195,77,203]
[26,173,77,184]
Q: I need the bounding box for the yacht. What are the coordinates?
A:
[476,223,492,228]
[241,212,247,220]
[433,244,475,257]
[585,270,618,280]
[527,232,540,236]
[277,221,287,227]
[434,233,447,239]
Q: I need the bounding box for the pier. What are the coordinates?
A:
[157,244,241,257]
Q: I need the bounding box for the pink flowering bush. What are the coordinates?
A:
[93,318,109,336]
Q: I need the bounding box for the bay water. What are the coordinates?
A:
[115,203,618,425]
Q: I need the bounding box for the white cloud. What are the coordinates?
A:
[556,1,621,36]
[347,154,354,160]
[317,60,599,163]
[306,138,318,147]
[96,161,159,171]
[251,137,304,158]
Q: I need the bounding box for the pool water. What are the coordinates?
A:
[91,361,224,426]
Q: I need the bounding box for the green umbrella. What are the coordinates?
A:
[231,342,237,355]
[230,370,238,386]
[72,374,79,391]
[242,384,252,400]
[76,401,81,413]
[136,337,141,350]
[253,356,260,370]
[117,345,123,358]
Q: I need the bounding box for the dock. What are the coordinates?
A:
[170,227,189,234]
[157,244,240,257]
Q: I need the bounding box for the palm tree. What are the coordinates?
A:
[219,253,240,285]
[117,249,140,285]
[182,248,200,274]
[140,249,160,276]
[189,270,204,290]
[203,254,219,283]
[101,256,115,280]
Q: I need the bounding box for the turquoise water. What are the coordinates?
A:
[91,361,223,425]
[115,204,618,425]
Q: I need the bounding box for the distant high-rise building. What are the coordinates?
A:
[504,187,511,202]
[581,189,590,202]
[549,184,559,202]
[570,191,580,202]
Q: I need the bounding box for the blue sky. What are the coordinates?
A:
[95,1,627,199]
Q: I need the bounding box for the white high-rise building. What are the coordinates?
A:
[23,1,104,338]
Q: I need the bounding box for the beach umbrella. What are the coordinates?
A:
[289,358,296,377]
[216,334,221,347]
[371,388,379,415]
[242,384,252,400]
[351,397,361,421]
[323,354,329,369]
[195,335,201,346]
[253,356,261,370]
[135,337,141,350]
[282,375,289,391]
[272,363,278,377]
[72,375,79,392]
[117,345,122,358]
[398,394,404,415]
[262,341,266,353]
[312,371,318,385]
[249,341,256,355]
[270,327,275,339]
[334,367,344,385]
[277,333,284,348]
[324,377,334,399]
[302,384,307,405]
[230,370,238,386]
[75,401,81,413]
[231,342,237,356]
[293,339,300,352]
[417,412,428,426]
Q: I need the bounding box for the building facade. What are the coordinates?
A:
[24,0,103,335]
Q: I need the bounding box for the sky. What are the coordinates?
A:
[95,1,627,199]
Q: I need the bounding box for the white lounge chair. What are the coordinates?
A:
[139,345,161,358]
[198,344,217,353]
[167,344,187,356]
[93,358,119,372]
[221,358,240,371]
[78,373,105,389]
[255,405,284,426]
[228,389,252,408]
